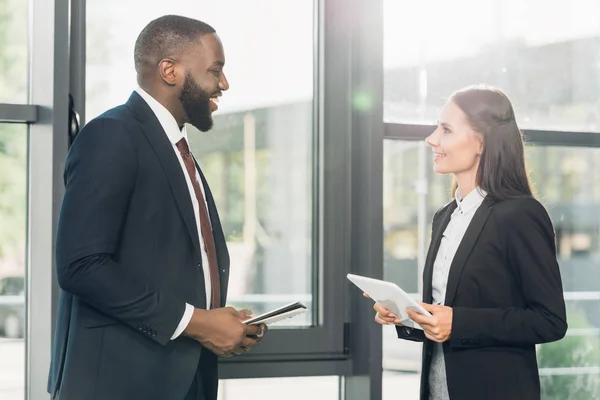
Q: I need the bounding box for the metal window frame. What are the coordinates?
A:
[384,123,600,147]
[26,0,70,399]
[0,0,68,398]
[217,0,384,387]
[218,0,350,374]
[341,0,384,397]
[0,104,39,123]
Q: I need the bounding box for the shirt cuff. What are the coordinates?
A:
[170,303,194,340]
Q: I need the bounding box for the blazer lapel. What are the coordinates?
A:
[444,197,493,306]
[423,202,457,303]
[126,92,202,257]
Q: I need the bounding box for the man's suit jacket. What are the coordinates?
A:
[397,196,567,400]
[48,92,230,400]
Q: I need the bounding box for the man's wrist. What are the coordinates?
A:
[183,307,210,340]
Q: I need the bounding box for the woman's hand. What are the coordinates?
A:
[364,293,403,325]
[407,302,453,342]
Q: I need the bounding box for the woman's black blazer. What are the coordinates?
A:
[397,196,568,400]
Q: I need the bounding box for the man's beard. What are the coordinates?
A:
[179,72,213,132]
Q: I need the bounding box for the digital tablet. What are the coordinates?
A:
[242,301,307,326]
[347,273,431,330]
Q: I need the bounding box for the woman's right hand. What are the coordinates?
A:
[363,293,403,326]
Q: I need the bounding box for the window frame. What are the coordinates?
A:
[2,0,74,399]
[385,123,600,147]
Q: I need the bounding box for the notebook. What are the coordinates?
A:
[242,301,307,326]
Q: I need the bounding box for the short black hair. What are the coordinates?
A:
[134,15,215,75]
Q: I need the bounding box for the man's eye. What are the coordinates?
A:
[211,70,221,76]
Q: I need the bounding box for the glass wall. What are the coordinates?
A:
[383,1,600,398]
[382,141,600,399]
[384,0,600,132]
[529,146,600,399]
[0,0,28,103]
[73,0,374,391]
[86,0,315,325]
[382,139,447,400]
[0,124,27,400]
[2,0,381,397]
[0,1,29,398]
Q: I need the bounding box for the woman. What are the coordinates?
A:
[373,86,567,400]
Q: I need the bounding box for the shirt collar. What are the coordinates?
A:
[454,187,487,215]
[135,87,186,145]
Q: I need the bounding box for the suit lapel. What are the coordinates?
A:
[444,197,493,306]
[423,202,457,303]
[126,92,202,258]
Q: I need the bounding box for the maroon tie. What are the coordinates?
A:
[176,138,221,309]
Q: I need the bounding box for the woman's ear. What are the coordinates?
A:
[476,135,484,156]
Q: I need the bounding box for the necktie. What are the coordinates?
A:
[176,138,221,309]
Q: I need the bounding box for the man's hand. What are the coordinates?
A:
[183,307,267,357]
[406,302,453,343]
[237,309,268,340]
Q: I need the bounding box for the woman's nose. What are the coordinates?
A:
[425,130,438,147]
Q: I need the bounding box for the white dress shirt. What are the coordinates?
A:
[431,187,487,305]
[429,187,487,400]
[135,87,212,340]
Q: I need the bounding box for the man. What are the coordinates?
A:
[48,15,266,400]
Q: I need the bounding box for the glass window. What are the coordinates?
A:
[0,0,28,103]
[86,0,315,325]
[382,139,600,399]
[382,139,448,400]
[218,376,339,399]
[529,146,600,398]
[0,124,27,400]
[384,0,600,132]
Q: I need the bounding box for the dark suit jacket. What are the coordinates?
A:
[47,92,230,400]
[396,196,567,400]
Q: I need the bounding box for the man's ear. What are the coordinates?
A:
[157,58,178,86]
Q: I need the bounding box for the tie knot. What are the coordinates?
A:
[176,138,191,155]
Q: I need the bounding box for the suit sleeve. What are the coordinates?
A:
[55,118,186,346]
[450,199,568,348]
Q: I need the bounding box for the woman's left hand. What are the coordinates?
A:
[407,303,453,343]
